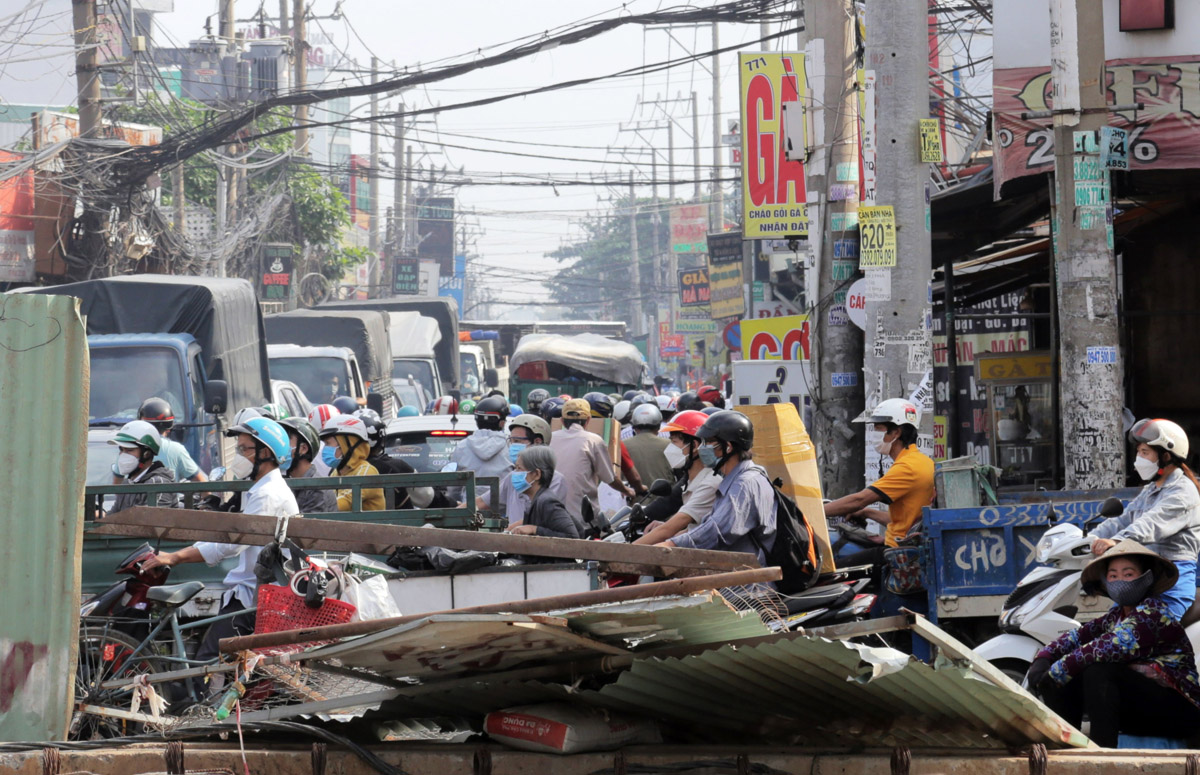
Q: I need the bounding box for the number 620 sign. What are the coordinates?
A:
[858,205,897,268]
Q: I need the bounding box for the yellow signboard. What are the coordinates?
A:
[740,314,811,361]
[858,205,897,268]
[975,351,1053,382]
[918,118,944,163]
[739,52,808,238]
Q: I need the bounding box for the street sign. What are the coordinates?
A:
[845,277,867,330]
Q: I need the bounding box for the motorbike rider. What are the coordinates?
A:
[506,446,581,540]
[697,385,725,410]
[585,392,645,498]
[823,399,935,581]
[108,420,179,514]
[636,409,723,545]
[448,395,514,515]
[656,411,776,570]
[320,414,384,511]
[479,414,568,526]
[306,404,342,476]
[141,416,298,662]
[1029,541,1200,748]
[137,397,206,483]
[1089,418,1200,620]
[550,398,627,521]
[278,416,337,514]
[354,408,435,510]
[624,404,673,493]
[526,388,551,415]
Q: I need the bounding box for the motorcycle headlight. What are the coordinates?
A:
[80,600,100,617]
[1035,534,1055,564]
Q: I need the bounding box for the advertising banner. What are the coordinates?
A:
[678,267,710,307]
[418,197,456,274]
[993,57,1200,192]
[706,231,743,263]
[670,204,709,253]
[660,334,686,359]
[392,256,420,295]
[0,150,34,282]
[739,52,809,238]
[675,308,717,334]
[707,259,745,320]
[740,314,811,361]
[260,244,292,300]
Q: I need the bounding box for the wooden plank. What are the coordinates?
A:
[97,507,760,572]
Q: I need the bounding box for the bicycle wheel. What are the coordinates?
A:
[72,622,168,740]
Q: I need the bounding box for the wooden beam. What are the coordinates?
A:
[94,507,759,572]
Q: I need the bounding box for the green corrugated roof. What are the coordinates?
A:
[0,293,89,741]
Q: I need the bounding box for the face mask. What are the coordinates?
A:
[1134,455,1160,481]
[508,442,528,465]
[116,451,140,476]
[1106,568,1155,607]
[698,444,721,469]
[873,430,895,456]
[321,445,341,470]
[511,470,532,493]
[228,452,254,481]
[664,443,688,470]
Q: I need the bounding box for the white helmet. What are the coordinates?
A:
[307,403,341,432]
[613,400,633,424]
[1130,418,1190,460]
[631,403,663,429]
[855,398,920,429]
[319,414,370,442]
[655,395,675,411]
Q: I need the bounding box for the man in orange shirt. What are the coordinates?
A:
[824,399,936,580]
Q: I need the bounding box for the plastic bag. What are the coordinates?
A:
[343,573,402,622]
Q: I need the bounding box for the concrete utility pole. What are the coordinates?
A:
[220,0,234,43]
[72,0,101,137]
[369,57,381,293]
[1050,1,1123,487]
[667,123,677,201]
[691,91,702,202]
[173,166,186,233]
[629,171,643,339]
[404,146,414,253]
[804,0,864,496]
[863,0,933,460]
[292,0,307,154]
[278,0,288,36]
[711,23,723,230]
[393,106,405,255]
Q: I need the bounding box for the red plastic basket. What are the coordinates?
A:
[254,583,356,635]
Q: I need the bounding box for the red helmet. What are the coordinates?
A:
[662,409,709,438]
[698,385,724,408]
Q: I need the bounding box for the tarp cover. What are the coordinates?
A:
[510,333,644,386]
[24,274,270,414]
[265,308,392,383]
[321,297,459,385]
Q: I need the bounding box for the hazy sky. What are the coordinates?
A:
[1,0,783,314]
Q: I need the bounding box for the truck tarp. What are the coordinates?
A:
[320,297,459,386]
[510,333,645,386]
[24,274,270,413]
[265,308,393,384]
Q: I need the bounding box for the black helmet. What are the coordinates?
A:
[527,388,551,411]
[675,391,704,413]
[701,406,722,416]
[332,395,359,415]
[583,391,614,418]
[540,396,565,421]
[622,390,638,401]
[137,397,175,433]
[353,408,386,448]
[474,395,510,430]
[696,410,754,453]
[630,393,651,408]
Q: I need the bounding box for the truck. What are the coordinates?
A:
[388,310,446,402]
[22,275,269,478]
[321,297,460,395]
[459,333,509,399]
[461,319,627,365]
[264,309,397,417]
[508,333,645,407]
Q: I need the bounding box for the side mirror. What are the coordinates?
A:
[366,393,384,414]
[440,462,458,473]
[205,380,228,415]
[581,497,596,525]
[484,368,499,388]
[648,478,672,497]
[1099,497,1124,518]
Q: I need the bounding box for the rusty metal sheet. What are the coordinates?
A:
[0,293,88,741]
[301,615,627,680]
[554,593,775,650]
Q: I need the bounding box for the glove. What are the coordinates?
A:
[1025,657,1052,690]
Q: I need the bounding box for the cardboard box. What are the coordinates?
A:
[736,403,836,572]
[549,417,622,465]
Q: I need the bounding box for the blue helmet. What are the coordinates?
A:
[227,416,292,470]
[397,405,420,417]
[509,404,523,417]
[332,395,359,415]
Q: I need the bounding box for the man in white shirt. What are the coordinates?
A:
[549,398,619,521]
[635,409,722,545]
[143,415,299,662]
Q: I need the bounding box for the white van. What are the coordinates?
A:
[389,311,445,400]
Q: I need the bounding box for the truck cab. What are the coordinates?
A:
[86,333,228,482]
[460,340,509,399]
[267,343,371,410]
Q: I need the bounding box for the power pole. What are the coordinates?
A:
[173,166,186,233]
[691,91,701,202]
[278,0,288,36]
[292,0,307,154]
[863,1,933,459]
[72,0,101,137]
[629,171,643,339]
[404,146,414,253]
[804,0,864,495]
[369,57,381,294]
[1050,1,1122,487]
[220,0,234,43]
[711,23,724,230]
[667,122,677,201]
[393,106,405,255]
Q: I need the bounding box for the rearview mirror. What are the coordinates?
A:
[1099,497,1124,518]
[581,497,596,525]
[648,478,672,497]
[484,368,499,388]
[205,380,228,415]
[366,393,384,414]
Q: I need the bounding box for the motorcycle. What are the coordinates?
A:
[975,496,1200,681]
[581,477,674,544]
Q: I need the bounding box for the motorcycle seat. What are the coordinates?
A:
[783,583,855,615]
[145,581,206,607]
[1181,596,1200,628]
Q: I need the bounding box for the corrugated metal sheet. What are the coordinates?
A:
[553,594,774,651]
[0,293,88,741]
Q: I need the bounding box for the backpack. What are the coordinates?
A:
[750,472,823,594]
